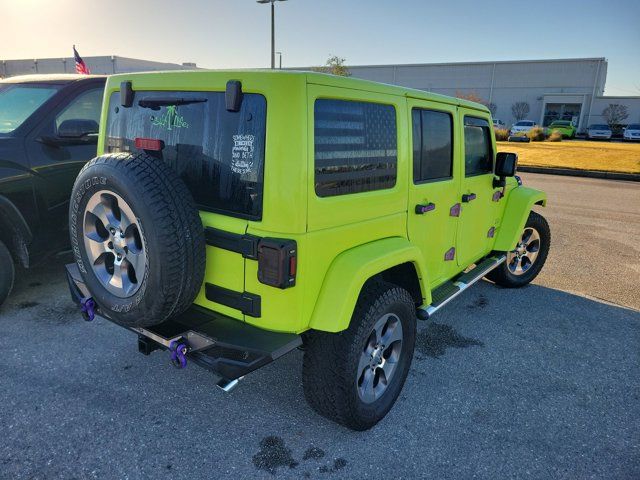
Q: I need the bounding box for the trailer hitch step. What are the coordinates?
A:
[65,262,302,384]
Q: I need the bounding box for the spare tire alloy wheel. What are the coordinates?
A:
[83,190,146,298]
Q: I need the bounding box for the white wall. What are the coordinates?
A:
[588,96,640,126]
[1,56,195,78]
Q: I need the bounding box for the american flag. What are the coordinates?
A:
[73,45,91,75]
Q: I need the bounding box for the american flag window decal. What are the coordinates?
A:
[314,99,397,197]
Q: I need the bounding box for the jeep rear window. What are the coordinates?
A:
[314,99,397,197]
[106,91,266,220]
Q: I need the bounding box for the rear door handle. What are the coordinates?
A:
[415,203,436,214]
[462,193,476,203]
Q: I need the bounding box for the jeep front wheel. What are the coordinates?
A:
[302,281,416,430]
[487,210,550,288]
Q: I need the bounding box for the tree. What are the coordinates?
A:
[511,102,530,121]
[456,91,497,116]
[456,91,486,104]
[602,104,629,127]
[315,55,351,77]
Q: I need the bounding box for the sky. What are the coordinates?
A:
[1,0,639,96]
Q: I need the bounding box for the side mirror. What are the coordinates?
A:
[495,152,518,177]
[57,119,99,138]
[493,152,518,189]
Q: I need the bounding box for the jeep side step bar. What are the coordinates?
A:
[417,254,507,320]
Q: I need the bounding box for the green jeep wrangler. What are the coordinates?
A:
[66,70,549,430]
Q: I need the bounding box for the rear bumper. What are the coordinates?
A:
[66,263,301,382]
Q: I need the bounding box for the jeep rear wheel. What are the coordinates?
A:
[69,152,206,327]
[302,281,416,430]
[487,210,550,288]
[0,239,15,307]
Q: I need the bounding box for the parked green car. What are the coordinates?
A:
[546,120,576,138]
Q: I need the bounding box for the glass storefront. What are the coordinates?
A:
[543,103,581,127]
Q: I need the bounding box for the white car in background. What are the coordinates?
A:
[493,119,506,129]
[623,124,640,141]
[587,124,612,140]
[509,120,537,136]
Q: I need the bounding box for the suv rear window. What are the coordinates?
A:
[314,99,397,197]
[106,91,267,220]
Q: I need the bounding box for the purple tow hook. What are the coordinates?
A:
[80,297,96,322]
[169,340,189,369]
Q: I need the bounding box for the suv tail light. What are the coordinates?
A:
[134,137,165,151]
[257,239,297,289]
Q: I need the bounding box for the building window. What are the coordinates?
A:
[412,108,453,182]
[314,99,397,197]
[464,117,493,176]
[543,103,581,127]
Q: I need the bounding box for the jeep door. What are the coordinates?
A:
[455,109,502,267]
[103,87,268,322]
[406,98,461,288]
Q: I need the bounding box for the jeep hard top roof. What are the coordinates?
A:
[0,74,106,85]
[104,69,489,113]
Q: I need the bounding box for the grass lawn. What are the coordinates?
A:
[497,140,640,174]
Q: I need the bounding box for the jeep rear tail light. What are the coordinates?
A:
[134,137,164,151]
[257,239,297,289]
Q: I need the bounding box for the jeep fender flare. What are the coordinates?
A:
[0,195,32,267]
[493,186,546,252]
[309,237,429,333]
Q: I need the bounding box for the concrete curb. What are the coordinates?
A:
[518,166,640,182]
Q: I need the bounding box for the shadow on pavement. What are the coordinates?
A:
[1,262,639,479]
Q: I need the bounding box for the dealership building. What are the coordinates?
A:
[344,58,640,132]
[3,55,639,132]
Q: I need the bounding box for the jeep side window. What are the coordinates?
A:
[314,99,397,197]
[463,116,493,176]
[411,108,453,182]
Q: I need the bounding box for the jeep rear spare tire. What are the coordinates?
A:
[69,152,206,327]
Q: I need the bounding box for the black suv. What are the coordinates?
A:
[0,74,106,306]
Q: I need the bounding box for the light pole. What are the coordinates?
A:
[256,0,287,69]
[275,51,282,69]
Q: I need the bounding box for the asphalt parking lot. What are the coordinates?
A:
[1,173,638,479]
